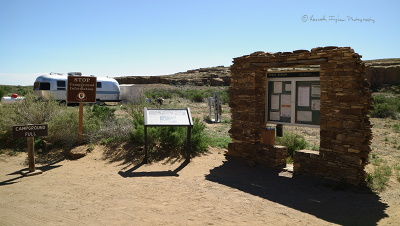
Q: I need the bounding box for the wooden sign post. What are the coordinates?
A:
[67,75,97,144]
[13,124,48,176]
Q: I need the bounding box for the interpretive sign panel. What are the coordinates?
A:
[144,108,193,126]
[13,124,48,138]
[143,107,193,163]
[67,76,97,103]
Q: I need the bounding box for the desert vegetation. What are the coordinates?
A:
[1,83,400,193]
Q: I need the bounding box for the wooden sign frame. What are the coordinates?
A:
[12,124,48,176]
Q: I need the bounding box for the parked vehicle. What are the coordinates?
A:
[1,93,25,104]
[33,72,121,103]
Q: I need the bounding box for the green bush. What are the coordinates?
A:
[130,110,209,157]
[0,94,65,149]
[187,90,204,102]
[145,89,173,99]
[144,88,229,104]
[0,86,7,98]
[370,94,400,119]
[367,165,392,192]
[83,105,132,144]
[392,123,400,133]
[47,108,79,146]
[276,132,308,157]
[190,118,209,153]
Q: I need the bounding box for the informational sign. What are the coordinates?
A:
[144,108,193,126]
[267,71,320,78]
[295,81,320,125]
[12,124,48,176]
[13,124,48,138]
[67,76,97,103]
[143,108,193,163]
[266,71,320,127]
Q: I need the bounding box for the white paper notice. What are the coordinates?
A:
[274,82,282,93]
[311,84,321,97]
[298,86,310,107]
[281,95,291,106]
[311,99,320,110]
[146,109,190,125]
[271,95,280,110]
[281,106,291,117]
[297,111,312,122]
[280,94,291,117]
[270,112,280,121]
[285,83,291,92]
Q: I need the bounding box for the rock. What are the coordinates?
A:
[68,146,88,159]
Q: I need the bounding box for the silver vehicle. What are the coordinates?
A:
[33,72,121,103]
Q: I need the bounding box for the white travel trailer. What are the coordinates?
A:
[33,72,121,103]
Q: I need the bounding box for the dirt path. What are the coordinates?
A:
[0,147,398,225]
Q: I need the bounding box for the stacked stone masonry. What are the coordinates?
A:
[228,46,373,185]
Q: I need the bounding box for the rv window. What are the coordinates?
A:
[39,82,50,90]
[57,80,66,90]
[97,82,102,88]
[34,82,40,90]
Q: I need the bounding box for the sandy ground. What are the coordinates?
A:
[1,146,399,226]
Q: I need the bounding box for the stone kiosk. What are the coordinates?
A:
[228,46,373,185]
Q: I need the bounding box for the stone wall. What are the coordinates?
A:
[228,46,373,185]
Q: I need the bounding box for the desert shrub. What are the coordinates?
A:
[83,105,132,144]
[189,118,209,153]
[145,89,173,99]
[370,94,400,119]
[145,88,229,104]
[392,123,400,133]
[276,132,308,157]
[47,108,79,146]
[0,85,32,97]
[130,110,146,144]
[369,153,384,166]
[207,133,231,149]
[366,165,392,192]
[0,86,7,98]
[130,110,209,156]
[186,90,204,102]
[0,95,65,149]
[13,94,62,125]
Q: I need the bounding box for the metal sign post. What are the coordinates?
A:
[13,124,48,176]
[67,75,97,144]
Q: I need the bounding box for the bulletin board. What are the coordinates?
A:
[267,81,292,123]
[295,81,320,125]
[266,71,320,127]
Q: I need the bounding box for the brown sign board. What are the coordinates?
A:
[67,76,97,103]
[13,124,48,138]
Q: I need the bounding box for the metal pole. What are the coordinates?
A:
[27,137,35,172]
[144,126,148,163]
[186,126,192,161]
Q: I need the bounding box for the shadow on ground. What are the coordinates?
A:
[0,159,63,186]
[102,142,207,170]
[205,156,388,225]
[118,160,189,177]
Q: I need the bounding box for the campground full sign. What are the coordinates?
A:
[67,76,97,103]
[13,124,48,138]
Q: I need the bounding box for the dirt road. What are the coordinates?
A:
[0,146,398,225]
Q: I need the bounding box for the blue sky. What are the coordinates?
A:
[1,0,399,85]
